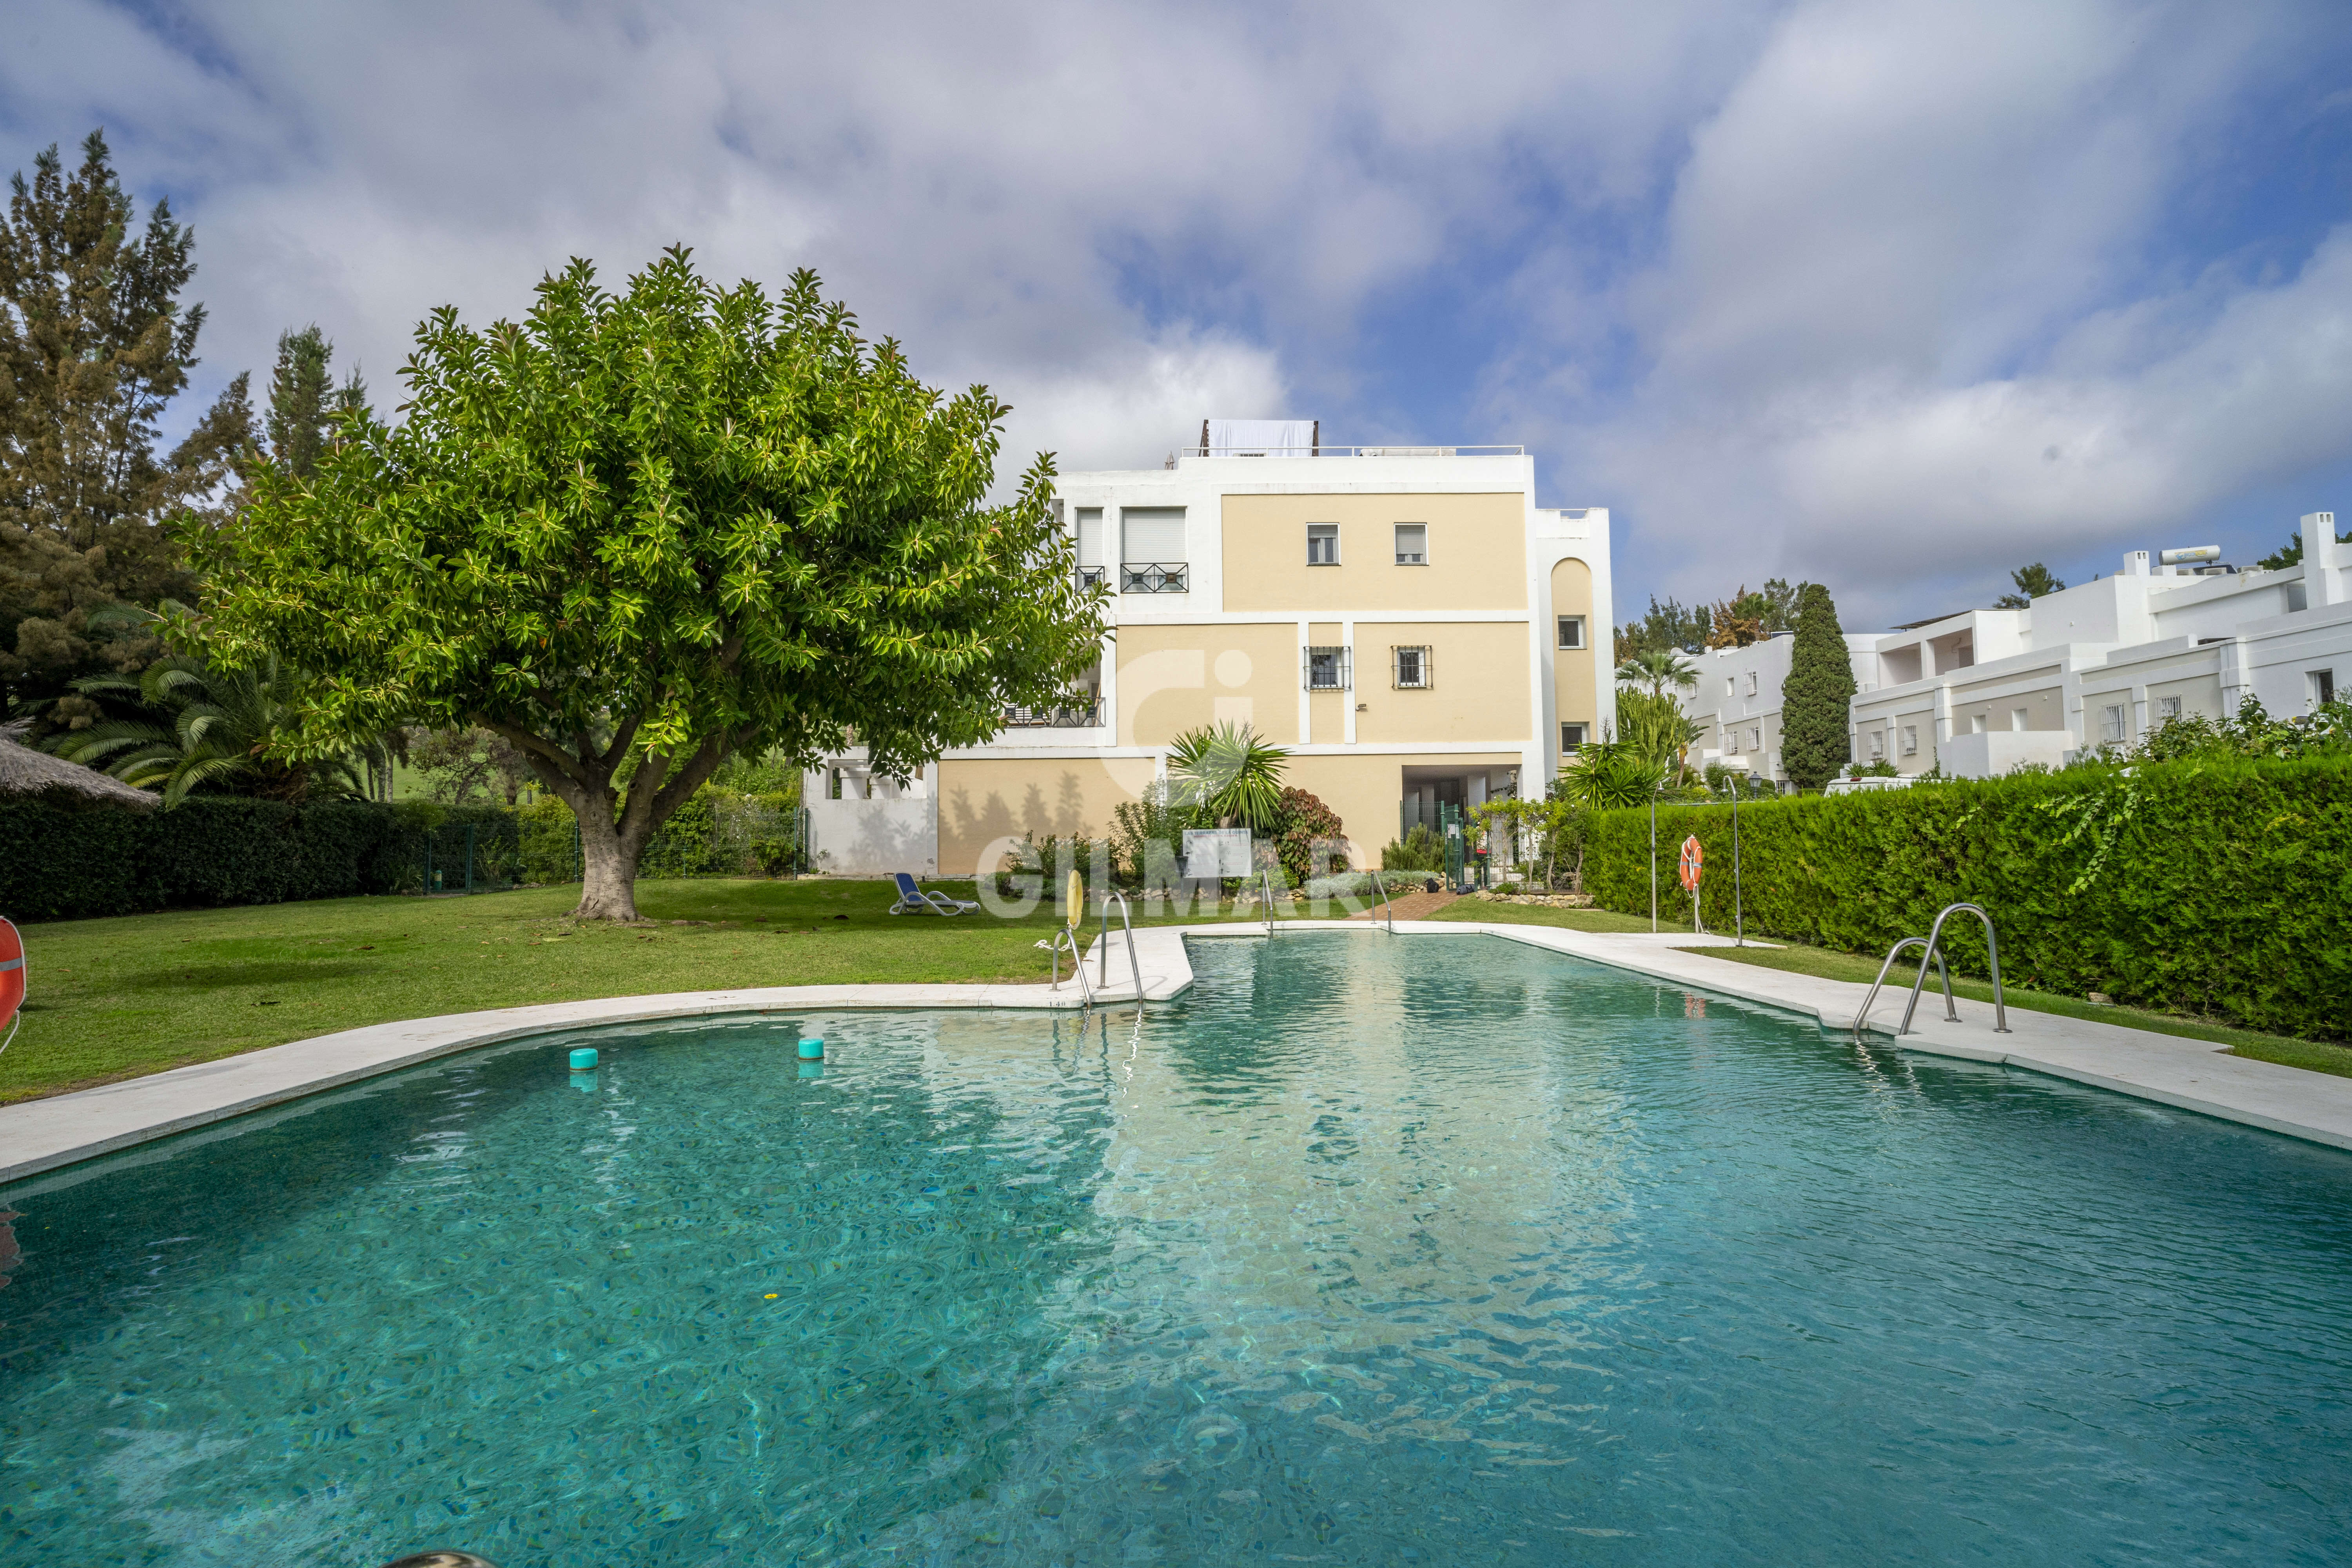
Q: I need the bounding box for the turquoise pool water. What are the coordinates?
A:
[4,933,2350,1565]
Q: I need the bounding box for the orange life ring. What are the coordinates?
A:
[0,916,23,1046]
[1677,835,1704,893]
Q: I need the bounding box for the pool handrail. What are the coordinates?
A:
[1901,902,2010,1035]
[1853,935,1956,1042]
[1367,868,1397,932]
[1259,870,1279,936]
[1045,926,1093,1008]
[1095,889,1144,1004]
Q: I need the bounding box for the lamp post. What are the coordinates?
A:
[1732,770,1761,947]
[1649,774,1670,933]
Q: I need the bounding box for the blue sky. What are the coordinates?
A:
[8,0,2352,629]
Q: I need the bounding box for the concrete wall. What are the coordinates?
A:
[1113,622,1302,746]
[936,755,1160,877]
[806,797,937,877]
[1220,492,1528,612]
[1937,730,2073,779]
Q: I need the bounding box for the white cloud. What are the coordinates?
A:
[5,0,2348,623]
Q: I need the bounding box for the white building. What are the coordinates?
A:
[807,427,1613,876]
[1690,514,2349,781]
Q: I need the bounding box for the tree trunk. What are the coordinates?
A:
[575,811,642,922]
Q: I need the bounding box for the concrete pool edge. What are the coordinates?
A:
[5,920,2348,1185]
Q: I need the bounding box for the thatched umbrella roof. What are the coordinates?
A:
[0,722,160,809]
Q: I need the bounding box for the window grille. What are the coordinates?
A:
[1304,646,1351,690]
[1391,645,1431,689]
[2100,704,2127,744]
[2155,695,2181,722]
[1901,726,1918,755]
[1560,722,1588,752]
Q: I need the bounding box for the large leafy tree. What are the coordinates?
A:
[1780,581,1855,790]
[1,131,254,727]
[191,249,1109,920]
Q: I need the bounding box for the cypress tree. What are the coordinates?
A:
[1780,581,1855,791]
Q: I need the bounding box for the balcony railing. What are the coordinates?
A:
[1003,698,1102,728]
[1077,565,1107,588]
[1122,562,1189,594]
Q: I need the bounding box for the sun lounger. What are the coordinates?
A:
[889,873,980,916]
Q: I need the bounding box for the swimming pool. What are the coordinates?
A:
[4,932,2349,1564]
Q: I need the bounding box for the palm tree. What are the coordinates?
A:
[1167,721,1288,829]
[47,655,385,806]
[1615,646,1698,699]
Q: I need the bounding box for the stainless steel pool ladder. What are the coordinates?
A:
[1902,902,2009,1035]
[1367,868,1397,933]
[1095,889,1144,1004]
[1853,937,1955,1043]
[1045,926,1093,1008]
[1851,902,2012,1042]
[1259,870,1280,936]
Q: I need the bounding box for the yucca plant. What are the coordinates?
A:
[1167,721,1288,830]
[47,654,385,806]
[1555,740,1668,811]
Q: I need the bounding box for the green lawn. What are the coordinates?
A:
[0,878,1272,1105]
[1677,942,2352,1080]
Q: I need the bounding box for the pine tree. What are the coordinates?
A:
[0,130,254,728]
[1780,581,1854,791]
[264,325,367,478]
[1993,562,2064,609]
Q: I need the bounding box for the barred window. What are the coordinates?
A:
[1392,645,1431,688]
[1305,646,1351,690]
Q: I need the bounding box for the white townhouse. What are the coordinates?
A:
[1690,514,2352,782]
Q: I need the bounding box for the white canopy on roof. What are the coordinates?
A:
[1204,419,1316,456]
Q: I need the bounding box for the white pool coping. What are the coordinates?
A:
[4,918,2348,1186]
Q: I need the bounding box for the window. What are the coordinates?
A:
[1305,646,1351,690]
[1748,726,1761,753]
[1901,725,1918,755]
[1074,506,1105,586]
[2309,669,2337,709]
[2156,695,2182,722]
[1867,730,1885,759]
[1394,523,1427,564]
[1307,522,1339,565]
[1560,722,1588,753]
[1725,675,1735,696]
[2010,707,2028,732]
[1969,713,1987,734]
[1391,645,1431,689]
[2100,704,2127,744]
[1745,671,1759,697]
[1556,614,1585,650]
[1120,506,1187,593]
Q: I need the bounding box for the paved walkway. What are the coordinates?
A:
[6,917,2349,1187]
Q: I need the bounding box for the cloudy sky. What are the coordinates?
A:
[9,0,2352,628]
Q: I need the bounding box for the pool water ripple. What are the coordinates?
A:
[2,933,2349,1564]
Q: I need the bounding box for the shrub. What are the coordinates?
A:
[1382,822,1445,872]
[1578,753,2352,1039]
[1270,787,1346,886]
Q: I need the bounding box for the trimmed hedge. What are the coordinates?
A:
[1582,755,2352,1040]
[0,796,511,923]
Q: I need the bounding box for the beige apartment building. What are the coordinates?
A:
[807,429,1612,878]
